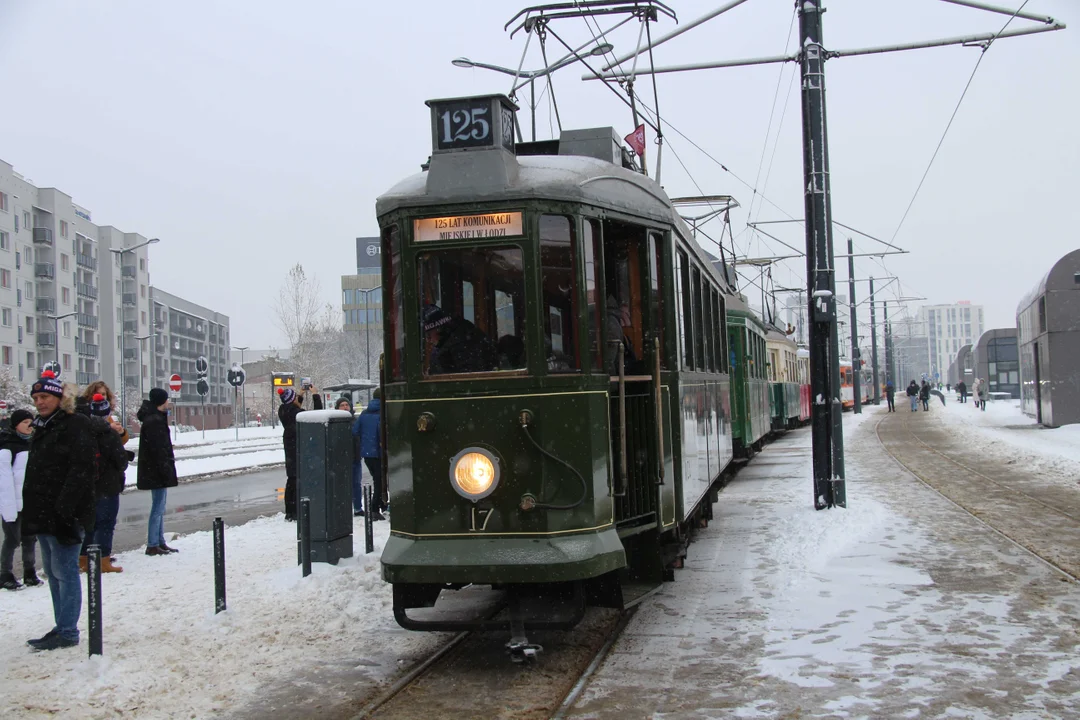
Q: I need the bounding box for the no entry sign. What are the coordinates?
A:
[169,374,182,392]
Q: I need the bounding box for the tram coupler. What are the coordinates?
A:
[505,592,543,664]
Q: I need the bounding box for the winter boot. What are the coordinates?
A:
[22,572,41,587]
[78,555,88,573]
[0,572,21,591]
[100,557,124,573]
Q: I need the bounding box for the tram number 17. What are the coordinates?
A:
[470,506,493,532]
[439,107,490,144]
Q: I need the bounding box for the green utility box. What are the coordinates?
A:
[296,409,354,565]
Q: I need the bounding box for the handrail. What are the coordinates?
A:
[616,341,627,497]
[653,337,665,485]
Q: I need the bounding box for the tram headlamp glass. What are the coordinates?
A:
[449,447,500,500]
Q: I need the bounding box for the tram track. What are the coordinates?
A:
[873,411,1080,583]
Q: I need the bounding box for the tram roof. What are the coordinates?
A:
[376,154,678,224]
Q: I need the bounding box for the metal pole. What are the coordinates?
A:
[300,497,312,577]
[240,349,246,428]
[201,393,206,440]
[87,544,103,656]
[800,0,845,509]
[233,385,238,442]
[364,290,371,402]
[883,301,891,385]
[870,278,880,405]
[363,482,374,554]
[530,77,536,142]
[847,238,860,414]
[213,517,226,613]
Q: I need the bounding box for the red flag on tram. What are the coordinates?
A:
[624,124,646,156]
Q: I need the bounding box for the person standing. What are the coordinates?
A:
[22,372,97,651]
[79,394,132,573]
[957,380,968,404]
[137,388,179,556]
[977,378,988,411]
[972,378,982,409]
[357,388,385,521]
[919,381,931,411]
[906,380,919,412]
[0,409,39,590]
[884,380,896,413]
[278,385,323,521]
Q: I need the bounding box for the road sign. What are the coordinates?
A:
[227,363,246,388]
[197,379,209,396]
[169,374,182,392]
[41,361,61,379]
[0,400,8,410]
[196,356,208,374]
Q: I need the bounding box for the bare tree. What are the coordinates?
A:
[274,264,323,352]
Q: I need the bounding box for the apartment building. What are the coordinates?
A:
[150,288,232,429]
[918,302,985,383]
[0,159,152,396]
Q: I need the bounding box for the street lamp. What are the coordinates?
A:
[136,332,155,400]
[232,346,249,426]
[452,43,613,142]
[45,311,77,370]
[356,286,381,403]
[109,237,160,428]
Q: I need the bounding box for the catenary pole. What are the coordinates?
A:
[800,0,845,509]
[883,301,891,386]
[870,277,880,405]
[847,237,860,414]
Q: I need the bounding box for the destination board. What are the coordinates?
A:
[414,212,523,242]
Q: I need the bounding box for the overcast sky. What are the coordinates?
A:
[0,0,1075,349]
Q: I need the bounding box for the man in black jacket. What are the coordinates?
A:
[278,385,323,521]
[137,388,179,556]
[23,371,97,651]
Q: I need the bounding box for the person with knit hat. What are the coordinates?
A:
[0,408,39,590]
[278,382,323,521]
[78,385,132,573]
[22,371,97,650]
[136,388,178,556]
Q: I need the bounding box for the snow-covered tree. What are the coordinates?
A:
[0,366,33,414]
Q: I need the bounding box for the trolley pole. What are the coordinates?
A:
[847,238,861,415]
[800,0,845,509]
[869,277,880,405]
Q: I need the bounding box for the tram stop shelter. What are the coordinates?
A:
[1017,248,1080,427]
[323,378,378,408]
[948,343,973,388]
[973,329,1020,399]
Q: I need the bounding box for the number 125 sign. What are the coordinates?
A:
[429,96,516,152]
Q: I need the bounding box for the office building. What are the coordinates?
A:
[919,302,984,383]
[341,236,382,380]
[0,158,152,402]
[150,287,232,429]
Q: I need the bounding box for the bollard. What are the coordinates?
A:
[87,544,103,657]
[300,497,312,577]
[363,484,374,554]
[213,517,226,614]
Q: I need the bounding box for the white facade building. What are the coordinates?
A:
[0,158,152,398]
[919,302,985,383]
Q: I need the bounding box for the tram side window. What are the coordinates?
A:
[649,232,666,370]
[712,289,726,373]
[540,215,579,373]
[702,280,713,372]
[417,247,526,376]
[692,267,705,371]
[602,220,646,374]
[583,220,603,371]
[384,224,404,381]
[676,249,692,370]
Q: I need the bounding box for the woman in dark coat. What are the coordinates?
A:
[136,388,178,556]
[278,386,322,521]
[79,391,132,573]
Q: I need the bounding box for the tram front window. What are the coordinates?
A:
[417,247,526,376]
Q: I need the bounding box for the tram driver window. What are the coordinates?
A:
[417,247,526,376]
[540,215,579,373]
[602,220,646,375]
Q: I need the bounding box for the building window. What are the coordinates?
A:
[141,311,147,326]
[1,347,11,365]
[0,193,7,212]
[62,287,70,305]
[62,353,71,371]
[60,221,69,238]
[26,351,34,369]
[0,269,10,289]
[0,231,8,250]
[24,281,32,299]
[61,253,69,271]
[62,321,71,338]
[23,212,29,229]
[1,308,10,327]
[139,258,145,271]
[25,316,33,332]
[140,284,146,298]
[115,280,121,294]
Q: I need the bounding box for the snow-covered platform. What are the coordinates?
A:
[566,406,1080,718]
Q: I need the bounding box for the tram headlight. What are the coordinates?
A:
[449,447,500,500]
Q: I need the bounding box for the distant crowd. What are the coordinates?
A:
[882,377,991,413]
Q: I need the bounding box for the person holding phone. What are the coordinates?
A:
[278,383,322,521]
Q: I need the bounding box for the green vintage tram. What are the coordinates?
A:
[375,95,741,655]
[726,296,771,456]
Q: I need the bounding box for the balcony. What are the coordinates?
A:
[170,323,204,340]
[34,263,55,279]
[77,371,95,386]
[37,333,56,348]
[76,253,97,271]
[78,313,99,329]
[36,298,56,313]
[77,283,98,300]
[121,266,137,278]
[122,292,138,307]
[33,228,53,245]
[76,340,99,358]
[124,320,138,333]
[123,348,138,361]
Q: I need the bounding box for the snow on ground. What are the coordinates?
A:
[0,515,443,719]
[122,425,286,487]
[935,394,1080,488]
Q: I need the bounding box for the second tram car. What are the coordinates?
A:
[765,325,807,431]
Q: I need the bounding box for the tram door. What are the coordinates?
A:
[600,219,662,526]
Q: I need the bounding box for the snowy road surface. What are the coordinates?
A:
[3,404,1079,718]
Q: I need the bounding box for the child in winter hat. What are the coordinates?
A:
[89,394,111,418]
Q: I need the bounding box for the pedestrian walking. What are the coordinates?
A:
[976,378,988,412]
[919,381,931,411]
[906,380,919,412]
[79,391,132,573]
[957,380,968,404]
[972,378,982,409]
[137,388,179,556]
[0,409,39,590]
[885,380,896,412]
[278,385,323,521]
[22,372,97,650]
[357,388,385,520]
